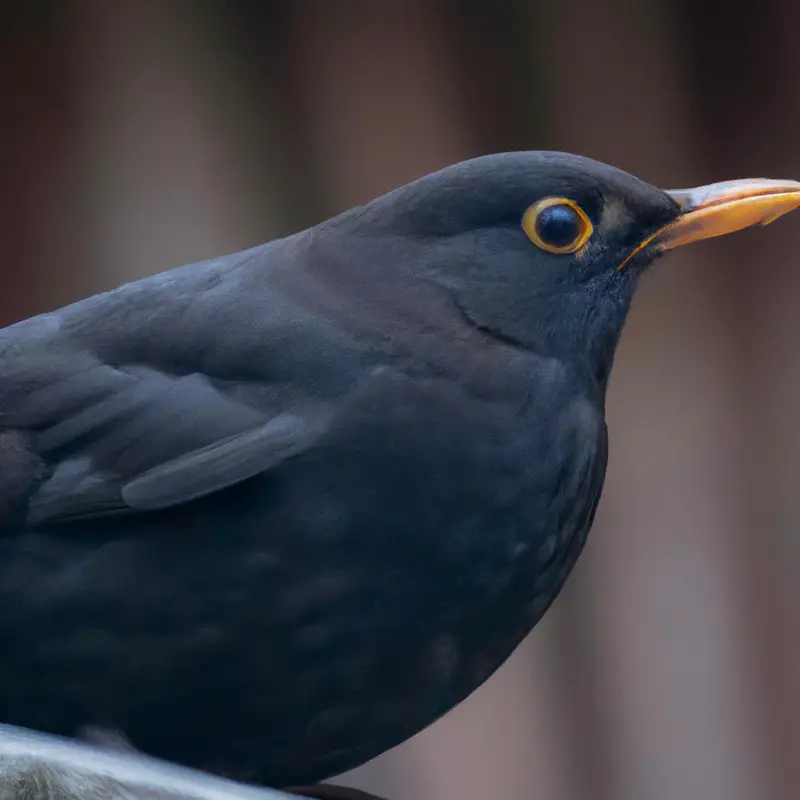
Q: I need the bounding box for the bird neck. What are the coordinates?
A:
[447,276,636,400]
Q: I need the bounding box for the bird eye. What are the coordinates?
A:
[522,198,594,254]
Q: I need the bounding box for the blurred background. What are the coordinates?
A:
[2,2,799,799]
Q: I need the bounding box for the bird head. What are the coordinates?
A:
[344,151,800,388]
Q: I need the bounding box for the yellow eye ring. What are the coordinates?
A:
[522,198,594,254]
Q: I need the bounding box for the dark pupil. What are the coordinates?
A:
[535,204,582,248]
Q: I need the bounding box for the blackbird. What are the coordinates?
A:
[0,152,798,787]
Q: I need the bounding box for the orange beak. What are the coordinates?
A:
[619,178,800,269]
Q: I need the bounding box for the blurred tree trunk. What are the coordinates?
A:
[683,3,800,796]
[0,7,75,323]
[56,0,281,306]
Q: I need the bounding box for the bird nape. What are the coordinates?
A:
[0,152,797,789]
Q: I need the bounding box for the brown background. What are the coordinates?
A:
[1,3,798,799]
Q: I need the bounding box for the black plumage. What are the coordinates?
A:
[0,152,797,787]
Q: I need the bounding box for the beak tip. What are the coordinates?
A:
[667,178,800,213]
[653,178,800,253]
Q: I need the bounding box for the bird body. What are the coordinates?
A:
[0,152,797,786]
